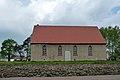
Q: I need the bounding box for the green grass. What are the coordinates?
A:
[0,60,120,65]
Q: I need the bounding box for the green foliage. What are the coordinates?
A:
[0,35,31,61]
[14,44,24,61]
[22,35,31,58]
[100,26,120,60]
[0,39,17,61]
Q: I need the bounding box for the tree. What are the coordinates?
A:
[100,26,120,60]
[0,39,17,61]
[22,35,31,61]
[14,44,24,61]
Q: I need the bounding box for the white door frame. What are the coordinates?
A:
[65,51,71,61]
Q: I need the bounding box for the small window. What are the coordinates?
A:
[42,45,47,56]
[73,45,77,56]
[58,45,62,56]
[88,45,92,56]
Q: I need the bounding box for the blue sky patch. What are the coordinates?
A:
[111,6,120,14]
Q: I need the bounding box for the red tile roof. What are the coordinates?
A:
[31,25,106,44]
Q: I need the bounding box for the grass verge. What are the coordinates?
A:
[0,60,120,65]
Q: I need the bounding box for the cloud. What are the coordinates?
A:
[34,0,120,27]
[0,0,34,45]
[0,0,120,47]
[102,11,120,26]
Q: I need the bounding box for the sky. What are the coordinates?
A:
[0,0,120,47]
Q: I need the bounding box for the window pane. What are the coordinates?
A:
[88,45,92,56]
[42,45,46,56]
[73,45,77,56]
[58,45,62,56]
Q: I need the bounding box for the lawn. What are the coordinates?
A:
[0,60,120,65]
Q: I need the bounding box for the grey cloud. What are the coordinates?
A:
[0,0,34,46]
[39,0,120,27]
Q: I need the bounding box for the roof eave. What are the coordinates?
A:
[31,42,106,45]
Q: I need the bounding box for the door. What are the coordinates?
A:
[65,51,71,61]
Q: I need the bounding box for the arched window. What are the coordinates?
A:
[58,45,62,56]
[88,45,92,56]
[42,45,47,56]
[73,45,77,56]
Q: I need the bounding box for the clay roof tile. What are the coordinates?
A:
[31,25,106,44]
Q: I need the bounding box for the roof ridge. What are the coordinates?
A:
[34,25,97,28]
